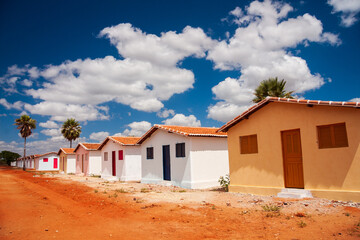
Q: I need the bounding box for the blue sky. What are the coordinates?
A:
[0,0,359,155]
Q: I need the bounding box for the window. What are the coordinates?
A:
[146,147,154,159]
[240,134,258,154]
[317,123,348,149]
[104,152,108,161]
[118,150,123,160]
[176,143,185,157]
[43,158,48,162]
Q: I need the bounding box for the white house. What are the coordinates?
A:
[16,155,36,169]
[98,136,141,181]
[137,125,229,189]
[57,148,76,174]
[74,143,102,176]
[34,152,59,171]
[10,161,16,167]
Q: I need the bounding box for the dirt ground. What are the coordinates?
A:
[0,166,359,239]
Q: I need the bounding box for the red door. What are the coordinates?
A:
[112,151,116,176]
[54,158,58,169]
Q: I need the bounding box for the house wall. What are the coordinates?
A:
[75,146,88,174]
[189,137,229,189]
[36,154,59,171]
[101,141,141,181]
[89,151,102,176]
[227,102,360,201]
[141,130,192,188]
[66,155,76,174]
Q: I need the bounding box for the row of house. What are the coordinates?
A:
[15,97,360,201]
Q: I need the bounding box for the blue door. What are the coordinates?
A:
[162,145,171,181]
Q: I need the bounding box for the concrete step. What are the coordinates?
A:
[157,181,173,187]
[102,176,119,182]
[277,188,313,199]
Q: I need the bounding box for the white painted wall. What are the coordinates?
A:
[11,161,16,167]
[189,137,229,189]
[66,155,76,173]
[100,140,141,181]
[140,130,192,188]
[36,153,59,171]
[89,151,102,176]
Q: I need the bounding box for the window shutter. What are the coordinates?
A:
[333,123,348,147]
[118,150,123,160]
[318,123,348,149]
[240,135,258,154]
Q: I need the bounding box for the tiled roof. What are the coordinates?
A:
[98,136,140,150]
[218,97,360,132]
[37,152,58,158]
[57,148,75,155]
[74,143,101,152]
[137,125,227,144]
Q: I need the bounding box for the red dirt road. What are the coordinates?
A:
[0,166,359,239]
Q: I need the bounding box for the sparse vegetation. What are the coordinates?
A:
[90,174,101,178]
[218,174,230,192]
[295,212,306,217]
[298,220,307,228]
[94,189,98,193]
[262,204,281,212]
[115,188,128,193]
[344,212,350,217]
[141,188,151,193]
[178,190,186,193]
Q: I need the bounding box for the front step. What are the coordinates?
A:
[157,181,173,187]
[102,176,119,182]
[277,188,313,199]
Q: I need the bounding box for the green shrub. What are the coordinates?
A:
[262,204,281,212]
[218,174,230,192]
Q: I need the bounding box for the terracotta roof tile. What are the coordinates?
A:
[81,143,101,150]
[97,136,141,150]
[218,97,360,132]
[58,148,75,155]
[137,125,226,144]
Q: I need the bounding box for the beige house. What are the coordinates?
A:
[57,148,76,174]
[219,97,360,201]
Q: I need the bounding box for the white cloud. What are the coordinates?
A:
[40,128,61,138]
[89,131,109,141]
[0,140,23,155]
[349,97,360,102]
[24,102,109,122]
[328,0,360,27]
[162,114,201,127]
[0,98,24,110]
[206,0,340,122]
[39,120,60,129]
[115,121,152,137]
[21,79,33,87]
[157,109,175,118]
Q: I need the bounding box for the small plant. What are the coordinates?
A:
[218,174,230,192]
[94,189,98,193]
[141,188,150,193]
[115,188,128,193]
[295,212,306,217]
[113,193,118,198]
[90,174,101,178]
[212,205,216,210]
[262,204,281,212]
[67,173,75,175]
[298,220,307,228]
[179,190,186,193]
[344,212,350,217]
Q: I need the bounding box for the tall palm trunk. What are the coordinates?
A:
[23,136,26,171]
[70,140,72,148]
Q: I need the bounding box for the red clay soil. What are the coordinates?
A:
[0,166,359,240]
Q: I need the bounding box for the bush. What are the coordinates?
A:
[218,174,230,192]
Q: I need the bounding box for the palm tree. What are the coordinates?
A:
[61,118,81,148]
[14,115,36,170]
[253,77,294,103]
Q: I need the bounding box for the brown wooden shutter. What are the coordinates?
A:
[240,134,258,154]
[318,123,348,149]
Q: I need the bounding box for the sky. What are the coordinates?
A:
[0,0,359,155]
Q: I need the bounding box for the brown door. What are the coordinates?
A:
[112,151,116,176]
[281,129,304,188]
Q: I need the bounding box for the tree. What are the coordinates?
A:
[253,77,294,103]
[14,115,36,170]
[61,118,82,148]
[0,151,21,166]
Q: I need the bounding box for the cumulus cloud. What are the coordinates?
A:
[21,79,33,87]
[115,121,152,137]
[24,102,109,122]
[206,0,340,122]
[0,65,39,93]
[0,140,23,155]
[328,0,360,27]
[40,128,61,137]
[349,97,360,102]
[0,98,24,110]
[156,109,175,118]
[89,131,109,141]
[39,120,60,129]
[162,114,201,127]
[9,24,215,121]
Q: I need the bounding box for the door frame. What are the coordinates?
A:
[281,128,305,189]
[162,145,171,181]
